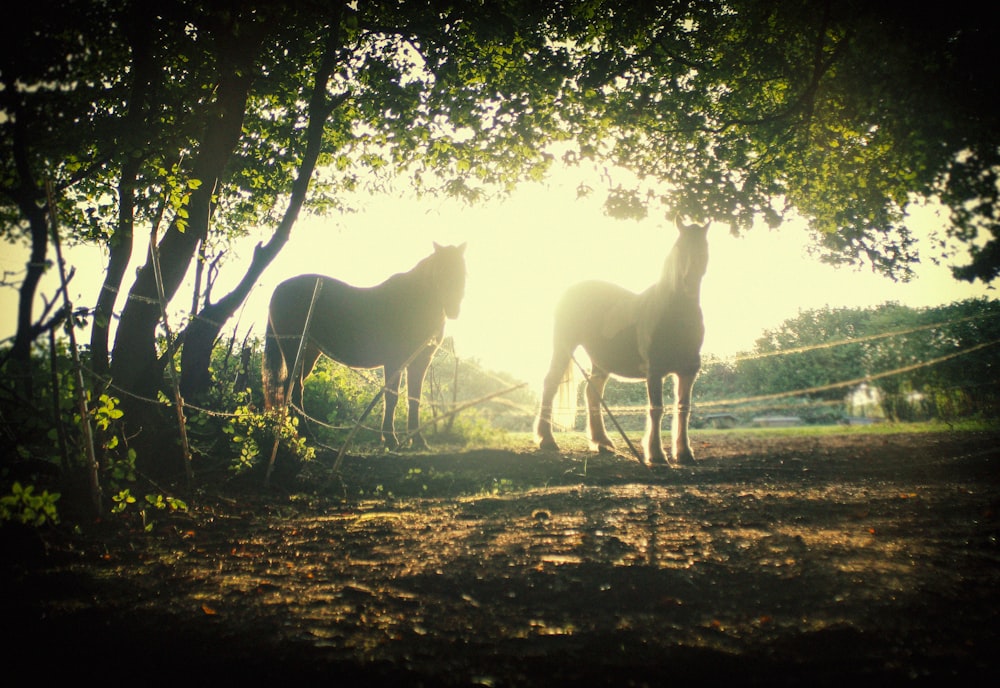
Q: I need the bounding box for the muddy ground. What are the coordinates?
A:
[4,428,1000,685]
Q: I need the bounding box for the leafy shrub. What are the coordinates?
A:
[0,482,60,527]
[223,405,315,475]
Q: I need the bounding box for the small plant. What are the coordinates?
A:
[110,489,188,532]
[482,477,516,496]
[0,482,61,527]
[224,406,315,474]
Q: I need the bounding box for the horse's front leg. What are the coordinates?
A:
[382,367,403,450]
[642,375,667,465]
[670,372,697,466]
[406,356,433,450]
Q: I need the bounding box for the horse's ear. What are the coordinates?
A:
[676,219,710,234]
[433,241,466,254]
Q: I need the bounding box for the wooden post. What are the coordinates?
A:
[148,218,194,488]
[45,182,103,515]
[571,354,644,464]
[266,277,323,486]
[328,337,438,478]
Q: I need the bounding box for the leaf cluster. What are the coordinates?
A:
[551,1,1000,281]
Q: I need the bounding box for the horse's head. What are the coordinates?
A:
[430,242,467,319]
[669,220,710,297]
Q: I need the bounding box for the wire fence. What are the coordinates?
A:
[28,308,1000,431]
[7,281,998,487]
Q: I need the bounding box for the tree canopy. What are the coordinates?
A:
[2,0,998,445]
[553,1,1000,282]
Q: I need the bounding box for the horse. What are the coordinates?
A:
[263,242,467,450]
[534,220,709,466]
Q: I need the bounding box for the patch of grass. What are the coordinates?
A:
[506,418,999,449]
[697,418,998,439]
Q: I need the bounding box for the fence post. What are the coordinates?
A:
[571,354,644,464]
[266,277,323,486]
[147,218,194,488]
[45,181,103,515]
[328,337,438,477]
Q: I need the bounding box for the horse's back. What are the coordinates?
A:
[269,274,368,360]
[553,280,640,337]
[268,272,441,370]
[552,279,704,379]
[270,275,354,330]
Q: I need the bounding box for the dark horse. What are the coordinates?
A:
[263,242,466,449]
[534,221,709,466]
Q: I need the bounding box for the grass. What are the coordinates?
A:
[702,417,999,437]
[504,417,999,450]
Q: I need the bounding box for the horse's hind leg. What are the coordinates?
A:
[584,367,615,453]
[670,372,697,466]
[289,346,322,413]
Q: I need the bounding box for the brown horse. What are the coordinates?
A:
[263,242,466,449]
[534,221,709,466]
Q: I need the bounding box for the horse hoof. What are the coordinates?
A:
[670,450,696,467]
[536,436,560,452]
[642,449,668,467]
[589,441,615,454]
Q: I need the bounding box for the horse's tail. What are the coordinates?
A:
[262,315,288,412]
[552,360,576,431]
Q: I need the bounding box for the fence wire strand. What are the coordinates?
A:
[21,304,998,466]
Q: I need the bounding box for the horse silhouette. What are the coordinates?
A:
[263,242,466,450]
[534,221,709,466]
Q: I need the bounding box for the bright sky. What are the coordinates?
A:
[1,173,994,394]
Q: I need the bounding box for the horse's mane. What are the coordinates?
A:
[660,241,684,294]
[383,245,450,283]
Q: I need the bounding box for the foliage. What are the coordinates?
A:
[589,298,999,427]
[422,341,538,435]
[0,339,190,530]
[693,298,1000,423]
[109,490,188,533]
[0,482,60,527]
[298,357,384,447]
[179,335,524,475]
[555,1,1000,282]
[223,406,315,475]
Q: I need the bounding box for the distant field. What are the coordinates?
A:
[497,418,999,452]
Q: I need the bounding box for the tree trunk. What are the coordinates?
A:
[109,67,255,403]
[91,156,139,385]
[90,11,157,386]
[179,25,344,398]
[8,205,49,401]
[179,237,288,399]
[7,105,51,401]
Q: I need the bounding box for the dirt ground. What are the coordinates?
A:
[4,428,1000,685]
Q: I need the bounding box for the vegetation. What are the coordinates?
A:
[0,329,533,525]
